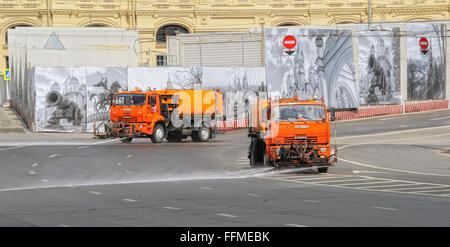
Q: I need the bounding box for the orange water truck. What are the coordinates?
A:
[94,88,223,143]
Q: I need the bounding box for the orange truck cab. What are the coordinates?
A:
[248,95,337,173]
[94,88,223,143]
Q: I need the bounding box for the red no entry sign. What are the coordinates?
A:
[419,37,429,50]
[283,35,297,50]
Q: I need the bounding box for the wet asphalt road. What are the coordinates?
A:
[0,109,449,226]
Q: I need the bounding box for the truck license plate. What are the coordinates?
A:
[295,125,308,129]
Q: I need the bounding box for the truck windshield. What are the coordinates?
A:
[115,94,146,106]
[275,105,325,121]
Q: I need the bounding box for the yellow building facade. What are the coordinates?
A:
[0,0,449,70]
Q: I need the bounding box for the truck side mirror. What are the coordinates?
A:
[331,110,336,122]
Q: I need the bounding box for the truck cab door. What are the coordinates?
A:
[147,94,160,116]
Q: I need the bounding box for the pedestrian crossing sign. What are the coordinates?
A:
[3,69,10,80]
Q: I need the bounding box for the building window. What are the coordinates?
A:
[86,24,109,27]
[278,23,298,27]
[156,55,167,66]
[156,25,189,43]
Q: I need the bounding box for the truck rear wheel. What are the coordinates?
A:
[151,124,165,143]
[192,126,210,142]
[198,126,210,142]
[250,139,263,168]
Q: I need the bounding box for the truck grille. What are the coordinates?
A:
[119,116,137,122]
[285,136,318,143]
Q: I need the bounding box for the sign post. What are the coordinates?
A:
[419,37,429,55]
[283,35,297,56]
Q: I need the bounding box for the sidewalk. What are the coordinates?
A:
[0,107,26,133]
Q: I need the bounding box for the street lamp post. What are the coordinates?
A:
[368,0,372,24]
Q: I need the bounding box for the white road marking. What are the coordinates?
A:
[337,125,450,140]
[340,157,450,177]
[389,185,449,191]
[411,188,450,194]
[398,125,408,128]
[200,186,213,190]
[77,146,89,150]
[340,133,450,150]
[358,183,425,189]
[216,213,238,218]
[41,179,49,183]
[267,174,328,179]
[29,171,36,175]
[352,170,387,174]
[0,145,26,151]
[117,163,122,166]
[336,180,403,187]
[374,206,398,211]
[48,154,59,158]
[123,199,137,202]
[429,116,450,121]
[89,191,102,195]
[290,175,353,181]
[126,154,133,158]
[316,178,374,184]
[58,224,71,227]
[262,175,450,198]
[302,200,320,203]
[378,116,405,121]
[246,193,261,197]
[163,206,181,210]
[285,224,308,227]
[31,163,39,167]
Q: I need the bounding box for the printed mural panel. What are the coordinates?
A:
[127,67,204,91]
[86,67,127,132]
[407,23,446,100]
[203,67,266,120]
[265,27,359,109]
[358,27,401,105]
[34,67,87,132]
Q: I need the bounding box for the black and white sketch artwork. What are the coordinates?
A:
[359,27,401,105]
[86,67,126,132]
[34,67,87,132]
[128,67,204,91]
[265,27,359,109]
[203,67,266,120]
[407,23,446,100]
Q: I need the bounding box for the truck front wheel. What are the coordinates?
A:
[120,137,133,144]
[151,124,165,143]
[318,166,329,173]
